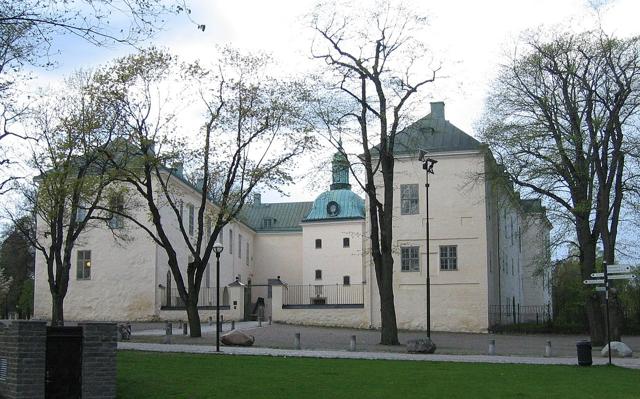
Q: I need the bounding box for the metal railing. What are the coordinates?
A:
[282,284,364,306]
[160,287,227,309]
[489,304,551,325]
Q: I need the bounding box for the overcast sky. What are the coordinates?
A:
[27,0,640,203]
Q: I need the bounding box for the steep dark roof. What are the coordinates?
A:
[240,202,313,232]
[389,111,481,155]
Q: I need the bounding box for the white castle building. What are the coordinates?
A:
[34,102,552,332]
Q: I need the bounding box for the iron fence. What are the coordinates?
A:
[282,284,364,306]
[160,287,226,308]
[489,304,552,325]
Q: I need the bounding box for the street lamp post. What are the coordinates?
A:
[213,241,224,352]
[419,150,437,339]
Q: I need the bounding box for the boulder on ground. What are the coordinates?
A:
[406,338,436,354]
[601,341,633,358]
[220,330,255,346]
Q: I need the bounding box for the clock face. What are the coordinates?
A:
[327,201,340,216]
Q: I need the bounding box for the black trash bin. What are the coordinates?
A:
[576,340,592,366]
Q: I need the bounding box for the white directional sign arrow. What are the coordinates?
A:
[584,279,605,285]
[591,272,604,278]
[607,264,632,274]
[608,274,637,280]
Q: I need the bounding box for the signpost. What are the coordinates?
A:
[583,263,637,366]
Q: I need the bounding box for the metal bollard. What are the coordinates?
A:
[163,322,172,344]
[183,322,188,335]
[294,333,301,350]
[231,320,235,330]
[488,339,496,356]
[269,316,272,325]
[545,340,552,357]
[350,335,357,352]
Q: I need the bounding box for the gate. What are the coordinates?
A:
[45,326,82,399]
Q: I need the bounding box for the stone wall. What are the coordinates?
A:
[0,320,47,399]
[0,321,117,399]
[79,323,117,399]
[271,285,369,329]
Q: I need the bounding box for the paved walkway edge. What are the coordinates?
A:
[118,342,639,369]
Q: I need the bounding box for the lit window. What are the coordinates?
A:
[401,246,420,272]
[76,250,92,280]
[400,184,419,215]
[440,245,458,271]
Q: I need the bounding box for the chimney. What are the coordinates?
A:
[430,102,445,120]
[254,193,261,205]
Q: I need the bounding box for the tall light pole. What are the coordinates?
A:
[213,241,224,352]
[419,150,437,339]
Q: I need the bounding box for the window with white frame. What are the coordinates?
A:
[400,184,419,215]
[188,204,195,235]
[245,242,249,266]
[440,245,458,271]
[76,250,92,280]
[108,195,124,229]
[400,246,420,272]
[315,269,322,280]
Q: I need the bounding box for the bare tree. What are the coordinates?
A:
[96,48,315,337]
[480,30,640,344]
[310,1,438,345]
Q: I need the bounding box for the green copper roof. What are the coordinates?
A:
[379,102,481,155]
[240,201,313,232]
[302,189,365,222]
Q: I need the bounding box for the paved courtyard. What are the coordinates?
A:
[129,321,640,358]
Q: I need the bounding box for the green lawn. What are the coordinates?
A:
[117,351,640,398]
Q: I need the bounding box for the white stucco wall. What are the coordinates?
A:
[301,220,365,286]
[252,232,303,285]
[366,151,491,332]
[34,204,158,321]
[271,285,369,329]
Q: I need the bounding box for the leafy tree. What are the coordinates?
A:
[95,48,315,337]
[480,30,640,343]
[309,0,438,344]
[10,71,126,325]
[0,217,35,318]
[0,0,190,193]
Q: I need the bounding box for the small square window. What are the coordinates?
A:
[315,269,322,280]
[343,237,350,248]
[315,239,322,249]
[401,246,420,272]
[440,245,458,271]
[343,275,350,285]
[76,250,92,280]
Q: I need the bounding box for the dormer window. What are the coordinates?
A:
[262,218,274,229]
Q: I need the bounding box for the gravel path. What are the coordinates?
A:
[118,341,640,369]
[128,321,640,358]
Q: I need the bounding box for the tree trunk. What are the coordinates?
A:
[51,294,64,326]
[377,251,399,345]
[186,298,202,338]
